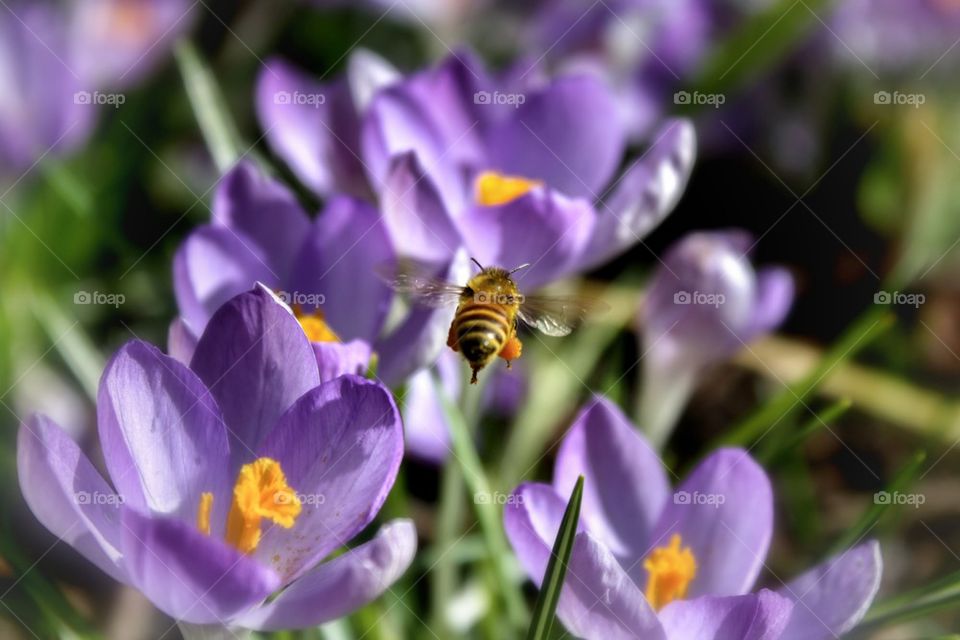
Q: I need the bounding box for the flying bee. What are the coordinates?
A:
[388,258,606,384]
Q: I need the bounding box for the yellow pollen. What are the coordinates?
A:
[643,534,697,610]
[475,171,542,206]
[197,492,213,536]
[294,306,341,343]
[192,458,301,555]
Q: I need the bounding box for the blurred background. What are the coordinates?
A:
[1,0,960,638]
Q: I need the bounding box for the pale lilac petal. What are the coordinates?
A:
[256,59,368,197]
[346,48,400,112]
[167,318,197,365]
[17,415,126,582]
[748,267,795,339]
[289,195,395,343]
[120,508,279,624]
[554,397,670,569]
[583,119,696,270]
[652,448,773,598]
[402,350,460,462]
[382,152,461,262]
[254,376,403,583]
[778,541,882,640]
[189,286,320,474]
[361,81,468,215]
[458,188,594,290]
[504,487,665,640]
[312,339,372,382]
[486,74,625,199]
[173,224,276,336]
[96,341,230,521]
[212,161,310,280]
[659,590,793,640]
[238,519,416,630]
[376,252,469,386]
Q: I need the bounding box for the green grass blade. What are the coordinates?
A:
[830,450,926,555]
[718,307,893,448]
[174,40,245,172]
[757,398,852,464]
[526,476,584,640]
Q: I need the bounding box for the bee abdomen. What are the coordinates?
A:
[454,304,510,364]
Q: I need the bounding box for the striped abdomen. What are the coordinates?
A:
[452,301,512,370]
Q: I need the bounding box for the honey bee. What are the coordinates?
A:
[389,258,605,384]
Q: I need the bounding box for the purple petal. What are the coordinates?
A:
[167,318,197,365]
[778,541,882,640]
[312,339,372,382]
[289,195,395,343]
[17,415,126,582]
[120,508,279,624]
[254,375,403,583]
[554,397,670,569]
[504,487,665,640]
[189,286,320,474]
[748,267,795,339]
[97,341,230,521]
[211,162,310,280]
[346,48,400,112]
[583,119,697,270]
[173,224,277,336]
[486,74,625,199]
[360,80,469,215]
[382,152,462,263]
[659,590,793,640]
[402,350,461,462]
[256,59,368,197]
[375,252,469,386]
[651,448,773,598]
[238,519,416,630]
[458,188,594,290]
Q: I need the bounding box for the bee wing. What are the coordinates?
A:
[517,295,609,337]
[378,261,466,308]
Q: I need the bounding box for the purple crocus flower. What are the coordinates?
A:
[505,397,882,640]
[257,49,696,290]
[640,229,793,446]
[18,286,416,633]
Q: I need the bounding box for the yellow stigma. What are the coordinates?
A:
[475,171,542,206]
[197,492,213,536]
[196,458,301,555]
[643,534,697,610]
[294,306,341,343]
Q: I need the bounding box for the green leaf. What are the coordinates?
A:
[526,476,584,640]
[757,398,852,464]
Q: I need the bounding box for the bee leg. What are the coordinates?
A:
[470,367,479,384]
[498,335,523,367]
